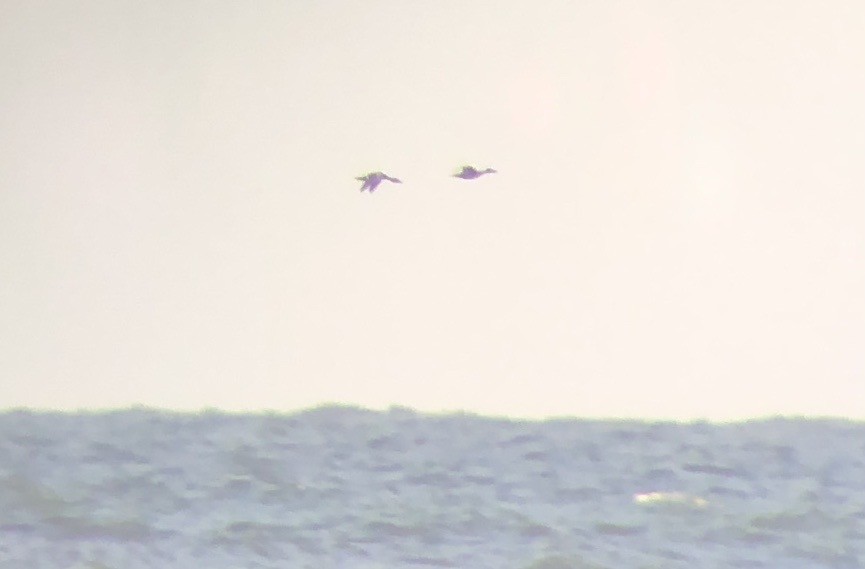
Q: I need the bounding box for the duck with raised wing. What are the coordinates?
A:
[453,165,497,179]
[356,171,402,193]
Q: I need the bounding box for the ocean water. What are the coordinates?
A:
[1,407,863,568]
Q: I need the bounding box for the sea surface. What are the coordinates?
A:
[1,406,863,568]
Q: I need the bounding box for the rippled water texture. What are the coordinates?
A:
[1,407,863,568]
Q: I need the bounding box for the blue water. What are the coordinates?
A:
[1,406,863,568]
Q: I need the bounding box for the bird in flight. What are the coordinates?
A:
[453,165,497,179]
[356,172,402,192]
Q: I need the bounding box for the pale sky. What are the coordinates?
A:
[1,1,863,420]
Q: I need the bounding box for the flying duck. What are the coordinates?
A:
[453,165,497,179]
[356,172,402,193]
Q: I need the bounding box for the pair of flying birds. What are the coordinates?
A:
[356,165,497,193]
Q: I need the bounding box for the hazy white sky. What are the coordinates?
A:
[1,1,863,419]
